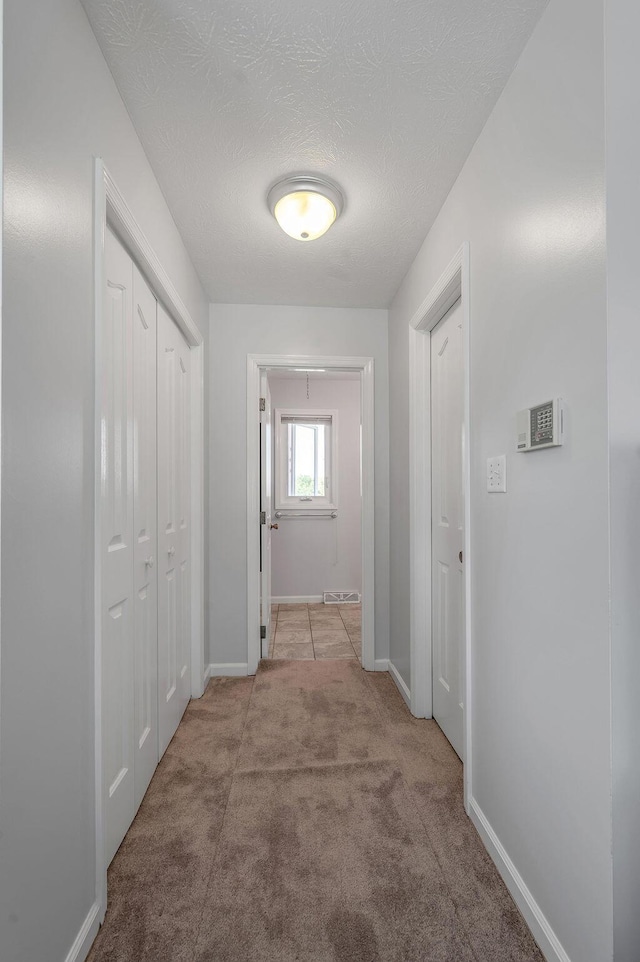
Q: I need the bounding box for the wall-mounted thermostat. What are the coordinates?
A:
[516,399,564,451]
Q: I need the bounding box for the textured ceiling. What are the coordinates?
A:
[81,0,548,307]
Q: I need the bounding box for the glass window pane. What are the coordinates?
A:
[292,424,316,495]
[316,426,325,495]
[283,416,331,501]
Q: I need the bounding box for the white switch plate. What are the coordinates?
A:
[487,455,507,492]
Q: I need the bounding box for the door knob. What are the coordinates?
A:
[145,556,154,568]
[459,550,463,563]
[168,545,175,556]
[270,523,279,530]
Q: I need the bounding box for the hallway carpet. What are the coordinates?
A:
[87,661,544,962]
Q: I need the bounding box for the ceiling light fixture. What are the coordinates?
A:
[267,175,344,242]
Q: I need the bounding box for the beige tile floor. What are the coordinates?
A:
[268,602,361,661]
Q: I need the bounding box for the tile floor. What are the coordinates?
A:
[268,602,361,660]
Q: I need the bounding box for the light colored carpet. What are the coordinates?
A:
[87,660,543,962]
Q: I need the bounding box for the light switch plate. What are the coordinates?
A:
[487,455,507,493]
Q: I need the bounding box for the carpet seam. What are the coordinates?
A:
[194,661,478,961]
[91,661,533,962]
[233,755,395,777]
[361,668,483,962]
[189,674,257,962]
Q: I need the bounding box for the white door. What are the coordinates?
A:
[102,228,135,865]
[431,300,465,760]
[157,304,191,757]
[260,373,273,657]
[132,264,158,807]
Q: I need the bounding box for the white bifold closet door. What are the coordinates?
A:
[132,259,159,808]
[157,305,191,757]
[102,228,137,867]
[102,227,191,867]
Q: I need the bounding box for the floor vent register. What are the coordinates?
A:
[323,591,360,605]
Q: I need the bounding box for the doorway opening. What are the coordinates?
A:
[265,369,362,662]
[246,355,375,676]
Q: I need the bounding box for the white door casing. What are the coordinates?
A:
[157,305,191,758]
[431,301,464,759]
[132,264,159,808]
[102,228,136,867]
[260,372,272,658]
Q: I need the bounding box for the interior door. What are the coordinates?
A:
[431,299,465,760]
[157,304,191,757]
[102,228,135,865]
[132,264,158,807]
[260,372,273,657]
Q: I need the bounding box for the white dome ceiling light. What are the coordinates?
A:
[267,175,344,242]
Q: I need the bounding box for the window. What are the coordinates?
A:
[287,421,326,497]
[275,409,337,510]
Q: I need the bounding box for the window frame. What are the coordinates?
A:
[274,408,338,511]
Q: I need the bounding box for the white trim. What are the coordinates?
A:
[103,169,202,349]
[409,324,431,720]
[93,159,206,927]
[247,355,376,675]
[64,900,101,962]
[360,359,376,674]
[374,658,389,672]
[272,595,324,605]
[208,662,250,677]
[93,161,108,921]
[469,798,571,962]
[189,344,206,698]
[388,660,411,708]
[203,663,213,687]
[408,247,466,334]
[409,242,472,814]
[247,356,262,675]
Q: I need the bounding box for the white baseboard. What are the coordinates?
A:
[65,900,101,962]
[374,658,389,671]
[388,660,411,708]
[469,798,570,962]
[272,595,323,604]
[203,663,213,686]
[208,662,249,677]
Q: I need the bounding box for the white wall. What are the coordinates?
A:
[268,376,362,600]
[605,2,640,959]
[0,2,209,961]
[389,0,612,959]
[209,304,388,666]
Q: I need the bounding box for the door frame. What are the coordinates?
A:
[408,243,472,812]
[93,160,205,919]
[259,372,273,658]
[246,355,375,676]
